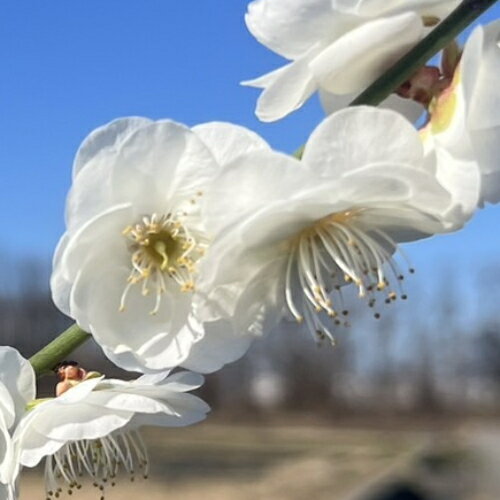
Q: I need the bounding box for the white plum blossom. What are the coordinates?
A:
[0,347,37,500]
[421,20,500,216]
[51,118,269,373]
[14,370,209,499]
[243,0,459,121]
[196,107,459,345]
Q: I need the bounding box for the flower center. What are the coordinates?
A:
[43,431,149,500]
[285,209,413,344]
[120,213,205,315]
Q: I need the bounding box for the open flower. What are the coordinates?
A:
[421,20,500,214]
[51,118,269,373]
[14,370,209,499]
[243,0,459,121]
[0,347,37,499]
[196,107,457,344]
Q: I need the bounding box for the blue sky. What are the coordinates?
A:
[0,0,499,288]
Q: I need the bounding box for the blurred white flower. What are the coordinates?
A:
[197,107,457,344]
[243,0,459,121]
[421,20,500,215]
[14,370,209,499]
[0,347,37,500]
[51,118,268,373]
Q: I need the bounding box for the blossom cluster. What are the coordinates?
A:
[1,0,499,498]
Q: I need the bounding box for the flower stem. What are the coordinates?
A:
[29,324,91,377]
[293,0,498,159]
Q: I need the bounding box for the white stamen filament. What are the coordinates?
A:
[43,431,150,500]
[285,210,413,343]
[120,212,205,314]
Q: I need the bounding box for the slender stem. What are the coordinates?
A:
[30,324,91,377]
[294,0,498,158]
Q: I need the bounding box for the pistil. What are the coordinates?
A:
[120,213,205,314]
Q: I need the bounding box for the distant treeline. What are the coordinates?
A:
[2,258,500,416]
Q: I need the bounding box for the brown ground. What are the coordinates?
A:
[18,420,488,500]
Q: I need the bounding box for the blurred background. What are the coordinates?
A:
[6,254,500,499]
[1,0,500,499]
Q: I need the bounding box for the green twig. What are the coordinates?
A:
[294,0,498,158]
[29,324,91,377]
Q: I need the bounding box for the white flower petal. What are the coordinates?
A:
[245,0,338,59]
[145,392,210,418]
[53,203,132,287]
[317,89,353,115]
[0,412,13,485]
[378,94,424,124]
[72,117,153,178]
[0,385,15,432]
[472,126,500,205]
[464,22,500,132]
[67,120,218,233]
[337,0,459,18]
[242,55,317,122]
[155,371,204,392]
[180,318,254,373]
[192,122,270,166]
[69,255,199,372]
[128,394,210,429]
[65,158,139,233]
[0,347,35,427]
[427,146,480,222]
[303,106,424,177]
[26,405,132,444]
[50,234,73,316]
[480,171,500,205]
[336,162,453,218]
[16,427,66,469]
[463,21,500,204]
[85,392,177,416]
[204,149,311,234]
[309,12,423,94]
[133,372,171,386]
[67,119,155,232]
[109,120,219,207]
[319,89,424,123]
